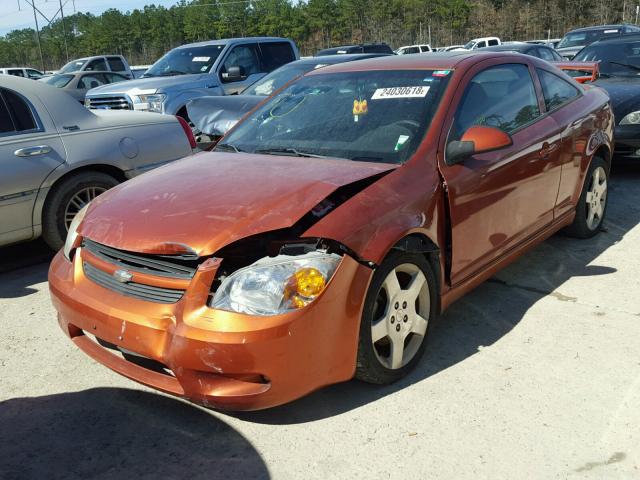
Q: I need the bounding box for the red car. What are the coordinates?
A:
[49,53,614,410]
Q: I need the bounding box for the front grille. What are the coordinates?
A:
[86,95,132,110]
[83,262,185,304]
[83,239,198,279]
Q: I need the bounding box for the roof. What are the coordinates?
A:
[589,32,640,44]
[177,37,291,49]
[482,44,537,52]
[308,51,477,74]
[568,24,632,33]
[294,53,392,66]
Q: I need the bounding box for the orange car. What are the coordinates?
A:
[49,53,614,410]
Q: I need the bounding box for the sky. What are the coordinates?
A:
[0,0,180,35]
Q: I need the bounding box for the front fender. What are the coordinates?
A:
[165,86,224,115]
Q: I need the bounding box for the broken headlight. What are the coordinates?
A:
[210,251,341,316]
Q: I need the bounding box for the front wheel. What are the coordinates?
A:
[42,171,119,250]
[355,251,437,384]
[564,157,609,239]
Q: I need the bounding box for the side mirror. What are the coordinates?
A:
[222,65,246,82]
[446,125,512,165]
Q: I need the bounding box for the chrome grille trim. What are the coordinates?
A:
[83,239,197,279]
[86,95,132,110]
[83,262,184,304]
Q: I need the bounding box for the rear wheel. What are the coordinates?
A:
[42,171,119,250]
[355,251,437,384]
[564,157,609,238]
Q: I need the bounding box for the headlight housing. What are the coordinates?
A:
[620,111,640,125]
[134,93,166,113]
[210,251,341,316]
[63,203,90,261]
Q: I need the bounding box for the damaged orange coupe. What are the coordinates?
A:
[50,52,614,410]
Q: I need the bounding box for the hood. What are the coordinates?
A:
[87,73,212,95]
[79,152,397,256]
[594,76,640,121]
[187,95,263,136]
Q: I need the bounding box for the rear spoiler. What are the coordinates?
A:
[552,61,599,84]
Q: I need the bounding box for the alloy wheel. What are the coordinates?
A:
[370,263,430,369]
[585,166,607,231]
[64,186,106,230]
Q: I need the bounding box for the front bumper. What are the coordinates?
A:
[49,248,372,410]
[613,124,640,160]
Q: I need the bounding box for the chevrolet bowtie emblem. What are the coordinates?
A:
[113,269,133,283]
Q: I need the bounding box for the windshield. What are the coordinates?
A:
[219,69,451,164]
[574,40,640,77]
[144,44,225,77]
[59,59,88,73]
[43,74,73,87]
[558,29,619,49]
[244,63,314,96]
[463,41,476,49]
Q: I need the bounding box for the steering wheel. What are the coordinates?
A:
[395,119,421,133]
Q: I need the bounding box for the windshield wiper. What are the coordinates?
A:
[215,143,244,153]
[608,61,640,72]
[255,147,329,158]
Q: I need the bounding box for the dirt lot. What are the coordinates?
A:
[1,165,639,480]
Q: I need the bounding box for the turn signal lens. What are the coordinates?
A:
[284,267,326,308]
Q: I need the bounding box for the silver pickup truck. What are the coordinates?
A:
[84,37,298,119]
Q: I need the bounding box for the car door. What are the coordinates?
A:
[219,44,264,94]
[438,61,562,285]
[0,88,66,245]
[535,67,592,218]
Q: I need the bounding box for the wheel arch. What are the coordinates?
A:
[37,164,126,226]
[388,232,442,312]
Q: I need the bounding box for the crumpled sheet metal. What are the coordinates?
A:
[186,95,263,137]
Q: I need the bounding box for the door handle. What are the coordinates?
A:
[14,145,52,157]
[538,142,558,159]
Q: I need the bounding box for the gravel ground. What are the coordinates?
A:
[1,165,639,480]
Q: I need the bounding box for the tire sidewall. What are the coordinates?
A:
[356,251,437,384]
[570,157,609,238]
[42,172,118,250]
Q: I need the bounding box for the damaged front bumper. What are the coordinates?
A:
[49,248,372,410]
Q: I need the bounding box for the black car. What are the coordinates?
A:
[557,24,640,59]
[574,34,640,160]
[482,43,564,61]
[187,53,391,146]
[315,43,394,56]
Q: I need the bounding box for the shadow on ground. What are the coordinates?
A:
[0,388,269,480]
[0,239,53,299]
[235,163,640,424]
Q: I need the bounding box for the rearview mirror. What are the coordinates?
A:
[222,65,246,82]
[446,125,513,165]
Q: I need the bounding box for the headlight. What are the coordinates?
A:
[210,251,341,316]
[620,111,640,125]
[63,203,89,261]
[135,93,166,113]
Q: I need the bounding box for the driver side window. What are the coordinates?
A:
[221,44,261,82]
[451,63,541,142]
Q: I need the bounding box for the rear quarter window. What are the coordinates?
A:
[1,88,37,131]
[107,57,126,72]
[260,42,296,71]
[537,69,581,111]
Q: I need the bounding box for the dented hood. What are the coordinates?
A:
[79,152,397,256]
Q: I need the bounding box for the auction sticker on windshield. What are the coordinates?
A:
[371,86,430,99]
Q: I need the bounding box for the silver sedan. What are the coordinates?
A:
[40,71,130,103]
[0,75,195,250]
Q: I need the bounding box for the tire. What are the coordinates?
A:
[564,157,609,239]
[41,171,119,251]
[355,251,437,384]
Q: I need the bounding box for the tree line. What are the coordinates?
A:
[0,0,633,71]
